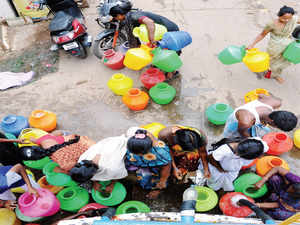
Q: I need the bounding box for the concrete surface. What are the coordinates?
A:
[1,0,300,212]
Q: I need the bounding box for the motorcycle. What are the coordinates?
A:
[93,0,129,59]
[39,0,92,59]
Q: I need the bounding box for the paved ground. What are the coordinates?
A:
[1,0,300,215]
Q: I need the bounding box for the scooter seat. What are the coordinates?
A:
[49,11,74,32]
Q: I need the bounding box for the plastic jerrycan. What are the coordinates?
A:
[124,45,153,70]
[283,40,300,64]
[133,24,167,43]
[152,47,183,72]
[218,45,246,65]
[158,31,192,51]
[243,48,270,72]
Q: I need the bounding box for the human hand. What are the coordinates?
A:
[4,200,17,210]
[155,180,167,190]
[246,44,255,50]
[254,180,265,189]
[173,168,183,180]
[19,138,30,144]
[204,170,211,179]
[28,187,39,197]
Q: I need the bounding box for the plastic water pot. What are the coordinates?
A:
[218,45,246,65]
[149,82,176,105]
[18,188,60,217]
[124,45,153,71]
[107,73,133,96]
[283,41,300,64]
[4,133,18,147]
[103,49,125,70]
[256,156,289,176]
[92,181,127,206]
[243,48,270,72]
[195,186,218,212]
[293,129,300,149]
[11,170,35,193]
[141,122,166,138]
[0,208,21,225]
[234,173,268,198]
[18,128,48,147]
[133,24,167,43]
[15,206,43,223]
[57,186,89,212]
[263,132,293,155]
[219,192,254,218]
[152,47,182,72]
[140,67,166,89]
[122,88,149,111]
[244,88,269,103]
[116,201,150,215]
[205,103,233,125]
[158,31,192,51]
[23,157,52,170]
[37,176,64,194]
[29,110,57,132]
[1,115,29,136]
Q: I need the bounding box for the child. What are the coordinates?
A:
[197,137,268,191]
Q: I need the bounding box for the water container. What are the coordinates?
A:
[103,49,125,70]
[141,122,166,138]
[29,110,57,132]
[205,103,234,125]
[124,45,153,71]
[256,156,289,176]
[283,41,300,64]
[194,186,218,212]
[11,170,35,193]
[122,88,149,111]
[243,48,270,72]
[218,45,246,65]
[133,24,167,43]
[15,206,42,223]
[263,132,293,155]
[244,88,269,103]
[157,31,192,51]
[140,67,166,89]
[78,203,108,218]
[152,47,182,72]
[293,129,300,149]
[23,156,52,170]
[149,82,176,105]
[219,192,254,218]
[37,176,64,194]
[18,128,48,148]
[57,186,89,212]
[1,115,29,136]
[91,181,127,206]
[18,188,60,217]
[116,201,150,215]
[0,208,21,225]
[234,173,268,199]
[107,73,133,96]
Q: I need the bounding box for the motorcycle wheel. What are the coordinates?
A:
[77,41,88,59]
[93,32,127,60]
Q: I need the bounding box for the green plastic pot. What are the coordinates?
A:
[15,206,43,222]
[149,82,176,105]
[205,103,233,125]
[234,173,268,199]
[57,186,89,212]
[195,186,218,212]
[4,133,18,147]
[218,45,246,65]
[152,47,183,72]
[23,156,52,170]
[116,201,150,215]
[283,41,300,64]
[43,162,77,187]
[92,181,127,206]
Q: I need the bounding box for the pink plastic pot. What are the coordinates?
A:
[18,188,60,217]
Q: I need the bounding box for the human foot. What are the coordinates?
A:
[146,190,161,199]
[274,76,284,84]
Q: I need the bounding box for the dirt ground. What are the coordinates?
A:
[1,0,300,222]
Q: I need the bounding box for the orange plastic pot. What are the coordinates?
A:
[122,88,149,111]
[241,158,258,170]
[244,88,269,103]
[256,156,289,176]
[37,176,64,194]
[263,132,293,155]
[29,110,57,132]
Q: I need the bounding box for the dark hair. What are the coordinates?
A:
[174,129,205,151]
[269,111,297,131]
[288,183,300,199]
[278,6,295,17]
[19,146,46,160]
[109,1,132,17]
[69,160,98,183]
[0,132,22,165]
[210,137,264,160]
[127,129,152,155]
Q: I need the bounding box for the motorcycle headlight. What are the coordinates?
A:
[100,15,113,23]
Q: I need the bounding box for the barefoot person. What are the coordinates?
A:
[247,6,300,83]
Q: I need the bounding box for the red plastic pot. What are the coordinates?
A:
[263,132,293,155]
[219,192,254,218]
[241,158,258,170]
[78,203,108,218]
[103,49,125,70]
[140,67,166,89]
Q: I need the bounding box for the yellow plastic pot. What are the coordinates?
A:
[243,48,270,72]
[124,45,153,71]
[18,128,48,148]
[133,24,167,43]
[11,169,35,193]
[107,73,133,96]
[12,0,49,19]
[0,208,21,225]
[293,129,300,149]
[141,122,166,138]
[244,88,269,103]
